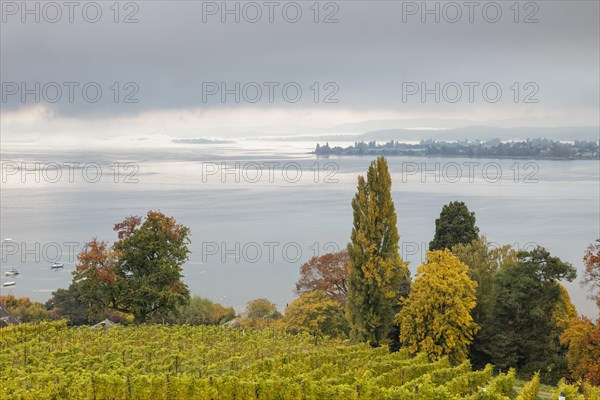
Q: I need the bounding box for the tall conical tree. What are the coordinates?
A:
[347,157,410,347]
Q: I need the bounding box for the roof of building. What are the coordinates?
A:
[90,319,117,329]
[0,304,20,327]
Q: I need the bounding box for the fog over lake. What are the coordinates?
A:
[1,139,598,318]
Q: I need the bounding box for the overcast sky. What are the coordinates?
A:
[1,0,599,141]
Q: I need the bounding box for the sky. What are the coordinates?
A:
[1,0,599,142]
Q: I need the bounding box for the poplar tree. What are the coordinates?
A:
[347,157,410,347]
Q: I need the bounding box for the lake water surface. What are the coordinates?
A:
[1,139,598,317]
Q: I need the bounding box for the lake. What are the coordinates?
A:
[1,138,598,317]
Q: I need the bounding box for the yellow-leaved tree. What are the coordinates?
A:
[283,291,349,338]
[396,249,478,364]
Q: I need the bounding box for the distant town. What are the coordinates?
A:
[314,138,600,160]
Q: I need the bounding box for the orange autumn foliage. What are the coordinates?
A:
[295,251,349,304]
[560,315,600,385]
[76,238,118,285]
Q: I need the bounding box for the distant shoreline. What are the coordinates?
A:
[310,152,598,161]
[312,139,600,161]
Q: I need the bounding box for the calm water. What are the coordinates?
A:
[1,139,599,317]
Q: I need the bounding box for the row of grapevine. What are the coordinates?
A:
[1,322,596,399]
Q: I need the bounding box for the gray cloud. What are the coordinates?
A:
[1,1,598,127]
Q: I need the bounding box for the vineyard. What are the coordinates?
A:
[0,321,595,400]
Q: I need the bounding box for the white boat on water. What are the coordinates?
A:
[4,268,19,276]
[50,262,64,269]
[3,281,16,287]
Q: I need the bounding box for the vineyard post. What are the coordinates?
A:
[91,373,96,400]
